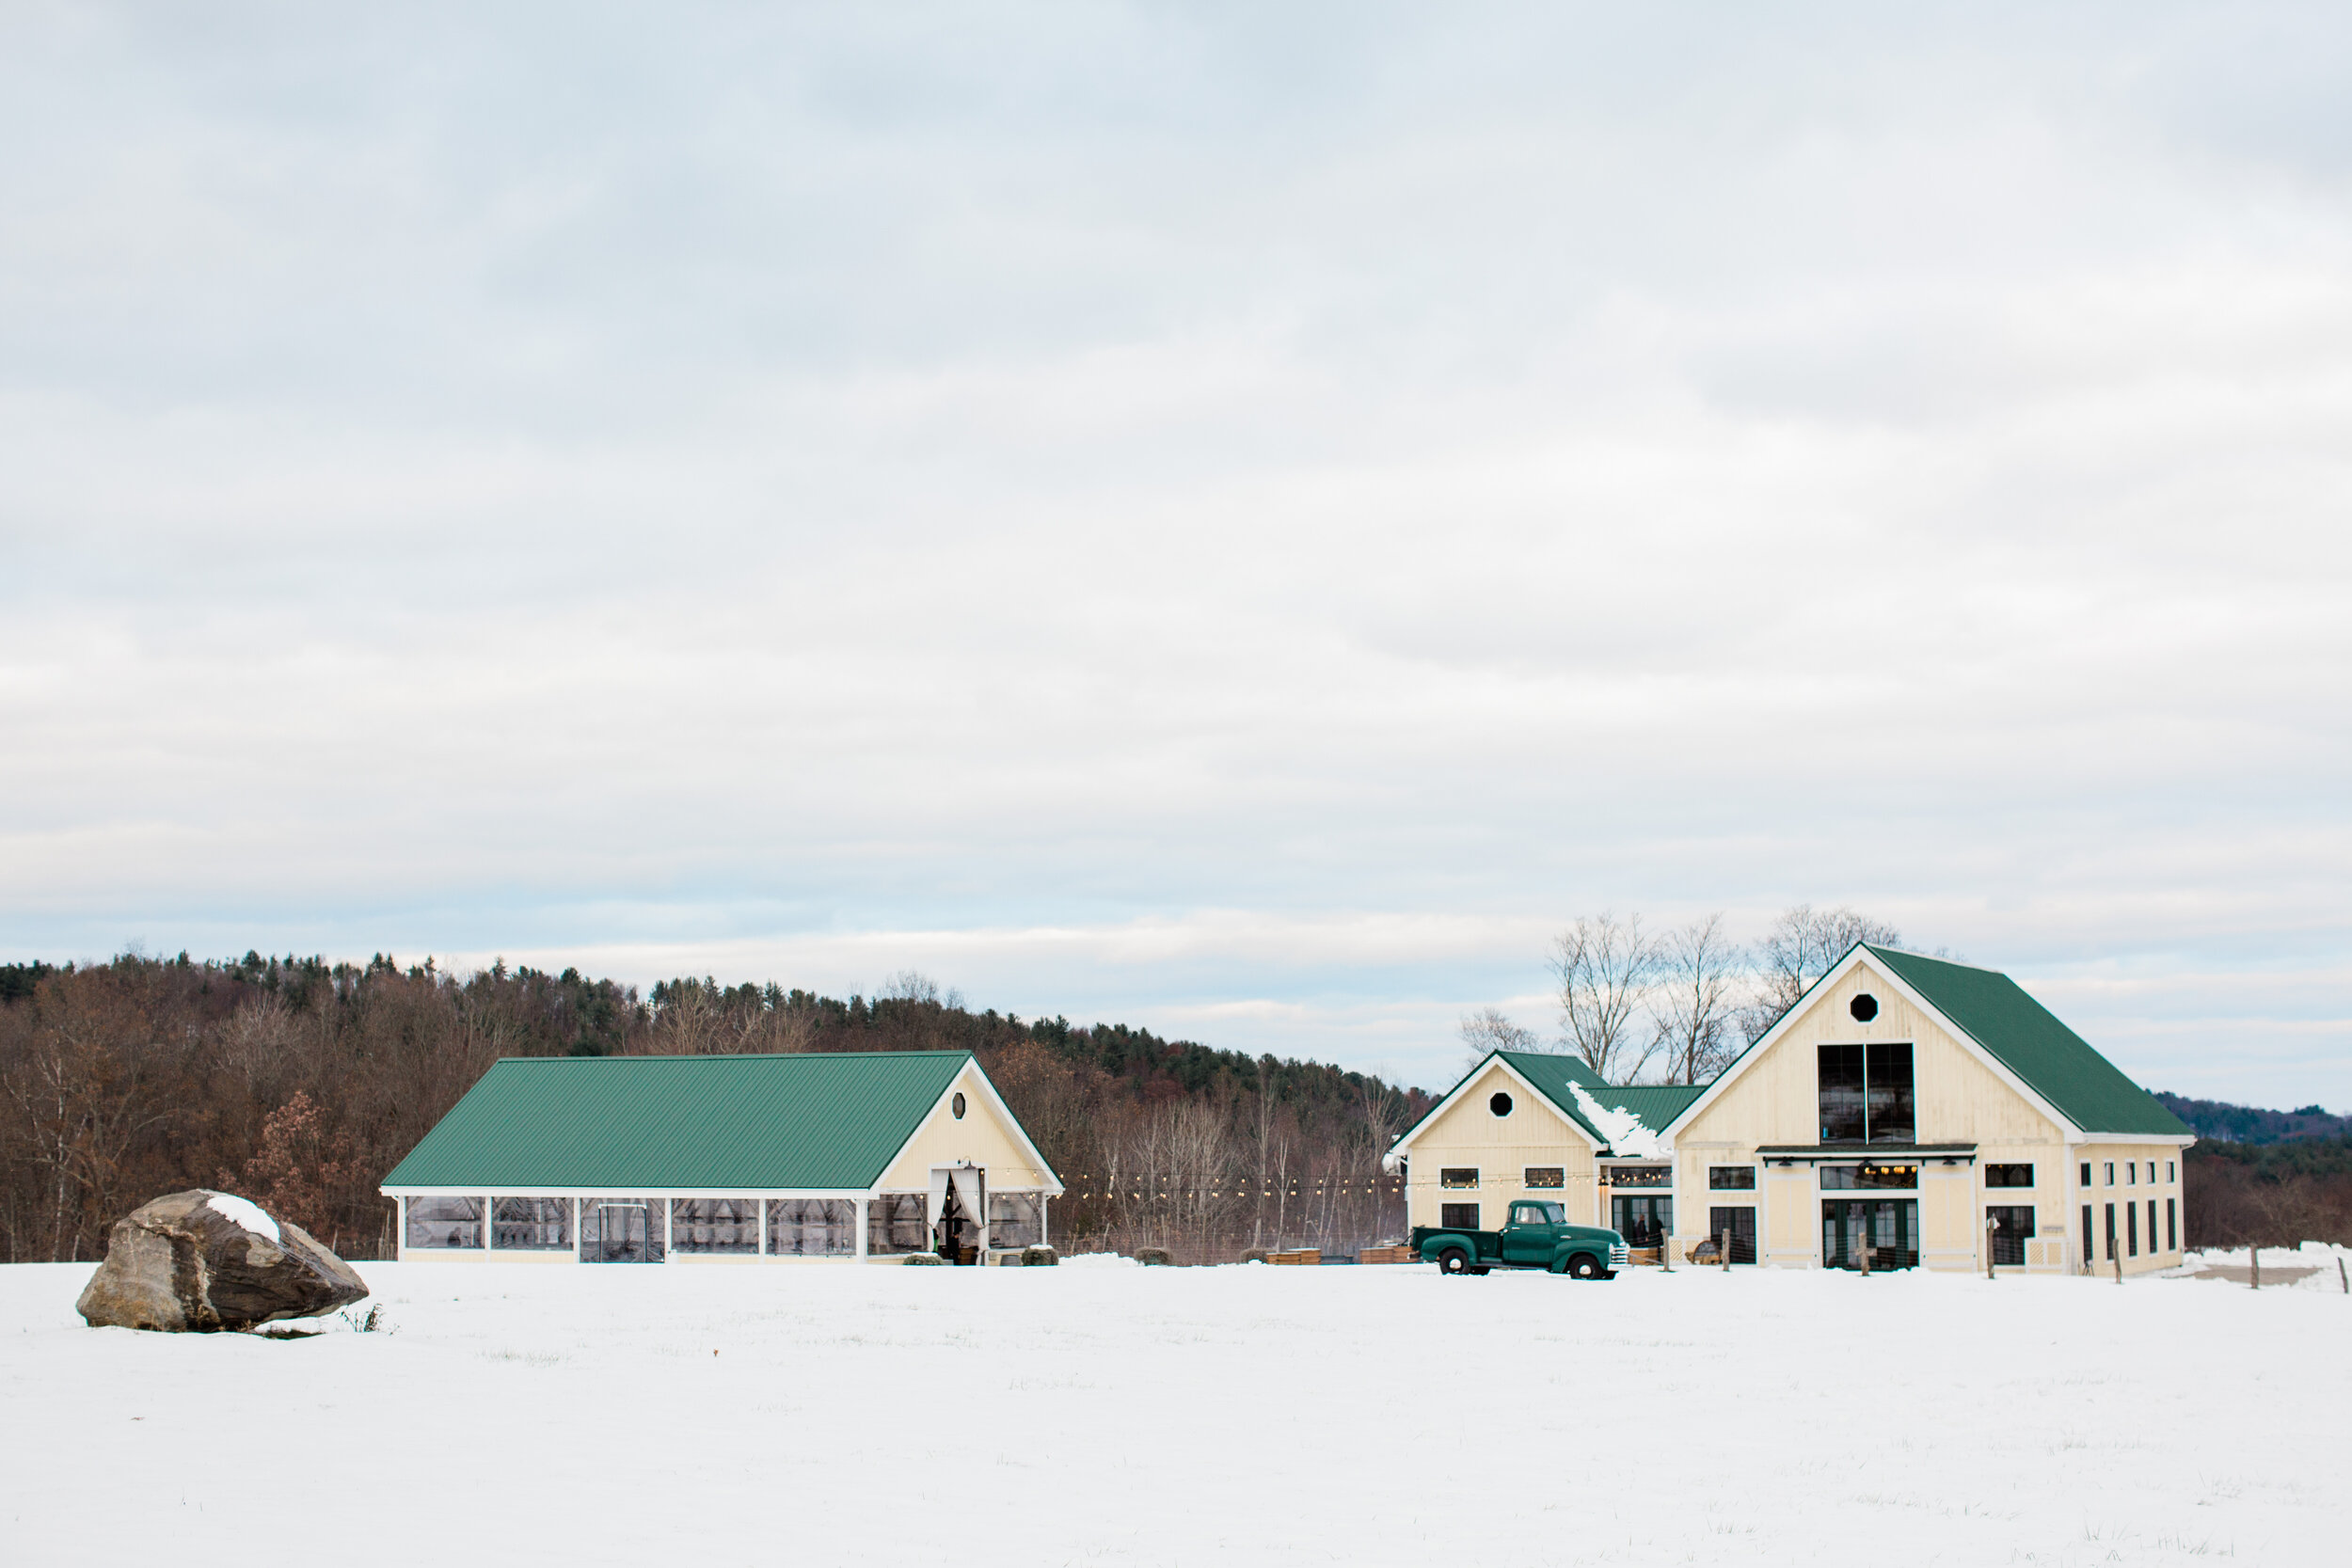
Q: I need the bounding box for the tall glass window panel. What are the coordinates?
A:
[492,1197,571,1250]
[768,1198,855,1257]
[1818,1044,1865,1142]
[1865,1041,1915,1143]
[1708,1206,1756,1263]
[672,1198,759,1254]
[405,1196,483,1249]
[866,1194,930,1255]
[987,1193,1042,1249]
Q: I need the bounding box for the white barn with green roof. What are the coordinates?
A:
[381,1050,1063,1265]
[1387,944,2193,1275]
[1662,943,2194,1275]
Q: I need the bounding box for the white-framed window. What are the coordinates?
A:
[672,1198,760,1254]
[988,1193,1044,1249]
[1440,1168,1480,1190]
[866,1194,930,1254]
[492,1196,571,1250]
[405,1196,483,1249]
[2105,1162,2116,1186]
[769,1198,856,1257]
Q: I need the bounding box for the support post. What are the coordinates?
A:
[1986,1214,1996,1280]
[2250,1244,2260,1291]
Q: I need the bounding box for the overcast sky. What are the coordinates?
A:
[3,4,2347,1105]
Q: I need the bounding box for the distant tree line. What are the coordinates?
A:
[2183,1139,2352,1249]
[2157,1092,2349,1146]
[0,952,1428,1265]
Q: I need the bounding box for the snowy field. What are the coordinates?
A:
[3,1256,2345,1567]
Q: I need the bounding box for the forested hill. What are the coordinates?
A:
[2157,1092,2349,1145]
[0,952,1433,1265]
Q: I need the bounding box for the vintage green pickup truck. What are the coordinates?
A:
[1410,1199,1629,1279]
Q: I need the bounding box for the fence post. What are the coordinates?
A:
[1985,1213,1996,1280]
[2250,1244,2259,1291]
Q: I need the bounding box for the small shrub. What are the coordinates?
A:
[1135,1247,1172,1267]
[339,1303,393,1335]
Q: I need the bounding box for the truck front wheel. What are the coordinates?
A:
[1438,1247,1471,1275]
[1566,1253,1602,1280]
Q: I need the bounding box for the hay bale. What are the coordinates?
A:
[1135,1247,1173,1267]
[1021,1245,1057,1267]
[1241,1248,1269,1265]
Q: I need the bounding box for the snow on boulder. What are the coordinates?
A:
[75,1189,367,1333]
[1567,1084,1671,1160]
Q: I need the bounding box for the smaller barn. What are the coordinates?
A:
[380,1049,1062,1264]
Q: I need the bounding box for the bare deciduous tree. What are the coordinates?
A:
[1740,904,1902,1043]
[1456,1006,1537,1073]
[1649,912,1744,1085]
[1551,913,1661,1084]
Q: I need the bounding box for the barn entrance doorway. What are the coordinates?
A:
[1821,1199,1917,1270]
[929,1164,986,1264]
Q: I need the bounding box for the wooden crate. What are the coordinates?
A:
[1357,1245,1415,1266]
[1269,1248,1322,1266]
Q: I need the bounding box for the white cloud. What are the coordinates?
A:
[1,4,2347,1105]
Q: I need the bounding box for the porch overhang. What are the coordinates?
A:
[1755,1144,1979,1164]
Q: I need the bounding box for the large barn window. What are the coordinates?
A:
[672,1198,760,1254]
[1986,1205,2034,1266]
[1818,1042,1914,1143]
[989,1193,1043,1249]
[492,1197,572,1250]
[580,1198,665,1263]
[866,1194,930,1255]
[405,1196,483,1249]
[767,1198,856,1257]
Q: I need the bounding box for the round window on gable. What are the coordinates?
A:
[1850,993,1880,1023]
[951,1092,967,1119]
[1489,1091,1514,1117]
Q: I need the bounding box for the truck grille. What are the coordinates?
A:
[1609,1243,1630,1267]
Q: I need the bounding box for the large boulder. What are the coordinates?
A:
[76,1190,368,1332]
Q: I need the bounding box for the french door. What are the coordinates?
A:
[1821,1199,1917,1270]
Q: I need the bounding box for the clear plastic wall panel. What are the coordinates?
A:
[866,1194,930,1254]
[767,1198,856,1257]
[405,1196,484,1248]
[580,1197,666,1263]
[492,1197,573,1250]
[987,1193,1041,1248]
[671,1198,759,1254]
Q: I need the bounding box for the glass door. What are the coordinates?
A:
[1612,1196,1672,1249]
[1821,1199,1917,1270]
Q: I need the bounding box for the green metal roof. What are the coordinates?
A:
[382,1051,977,1191]
[1864,946,2192,1138]
[1496,1052,1698,1152]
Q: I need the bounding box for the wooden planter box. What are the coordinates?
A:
[1269,1248,1322,1266]
[1357,1246,1415,1265]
